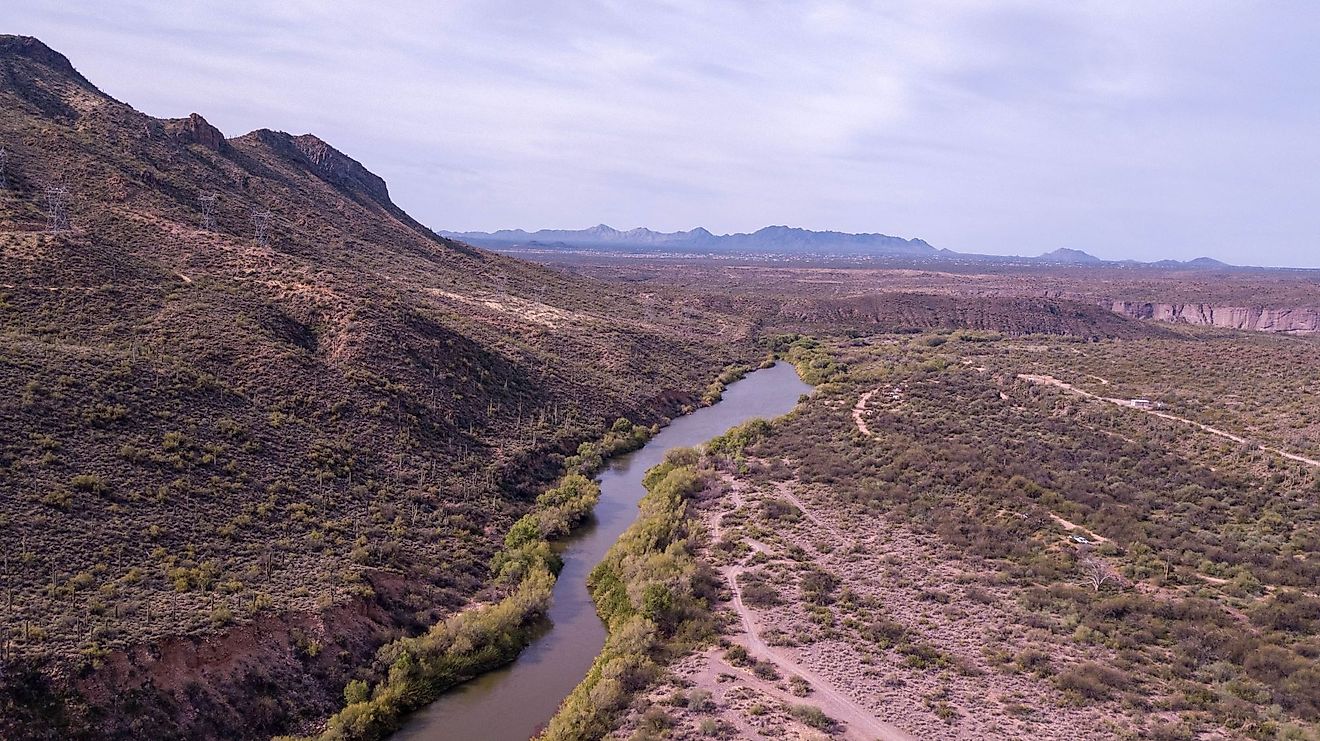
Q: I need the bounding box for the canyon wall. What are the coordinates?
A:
[1110,302,1319,333]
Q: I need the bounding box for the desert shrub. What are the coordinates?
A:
[740,576,781,607]
[901,642,949,670]
[723,645,750,666]
[1015,648,1053,676]
[69,474,108,494]
[917,589,951,604]
[760,497,802,522]
[1249,590,1320,634]
[687,688,713,712]
[209,605,233,627]
[860,616,906,648]
[799,569,839,605]
[1055,662,1130,701]
[964,585,995,604]
[788,703,835,731]
[751,660,780,681]
[638,707,673,734]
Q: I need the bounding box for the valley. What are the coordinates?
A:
[1,31,1317,741]
[603,332,1320,740]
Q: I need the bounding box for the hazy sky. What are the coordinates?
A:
[7,2,1320,266]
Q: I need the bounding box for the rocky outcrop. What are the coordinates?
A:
[1110,302,1320,333]
[291,133,392,204]
[240,129,393,206]
[165,112,227,151]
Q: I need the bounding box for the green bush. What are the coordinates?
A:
[314,568,554,741]
[706,419,771,458]
[788,703,834,731]
[307,427,644,740]
[540,452,713,740]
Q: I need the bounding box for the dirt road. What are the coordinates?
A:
[711,479,916,741]
[1018,374,1319,468]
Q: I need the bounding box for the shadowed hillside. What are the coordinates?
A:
[0,35,750,739]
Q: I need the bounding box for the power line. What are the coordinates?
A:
[251,208,272,246]
[199,193,218,230]
[489,267,508,300]
[44,186,69,232]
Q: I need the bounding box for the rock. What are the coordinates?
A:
[166,113,227,152]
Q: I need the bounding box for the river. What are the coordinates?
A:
[393,361,811,741]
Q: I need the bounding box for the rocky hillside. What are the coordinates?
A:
[0,35,750,739]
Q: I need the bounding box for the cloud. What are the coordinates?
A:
[7,0,1319,265]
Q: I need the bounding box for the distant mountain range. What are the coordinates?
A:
[443,224,1236,268]
[442,224,939,257]
[1036,247,1229,269]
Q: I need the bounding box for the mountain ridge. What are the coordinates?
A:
[445,224,1243,268]
[443,223,939,256]
[0,34,748,740]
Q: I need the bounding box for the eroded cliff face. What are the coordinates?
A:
[1110,302,1320,333]
[770,293,1161,338]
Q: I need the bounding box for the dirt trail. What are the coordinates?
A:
[707,480,913,739]
[1047,513,1109,544]
[724,561,916,741]
[852,389,877,436]
[774,483,844,541]
[710,481,915,740]
[1018,374,1320,468]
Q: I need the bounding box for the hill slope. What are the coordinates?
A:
[0,35,749,739]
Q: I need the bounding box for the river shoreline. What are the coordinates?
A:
[391,361,811,741]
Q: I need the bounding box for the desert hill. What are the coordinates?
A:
[0,35,748,739]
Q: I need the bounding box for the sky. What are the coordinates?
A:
[6,1,1320,266]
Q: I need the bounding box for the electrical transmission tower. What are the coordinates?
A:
[0,148,9,190]
[199,193,218,230]
[251,209,272,246]
[642,292,657,323]
[44,186,69,232]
